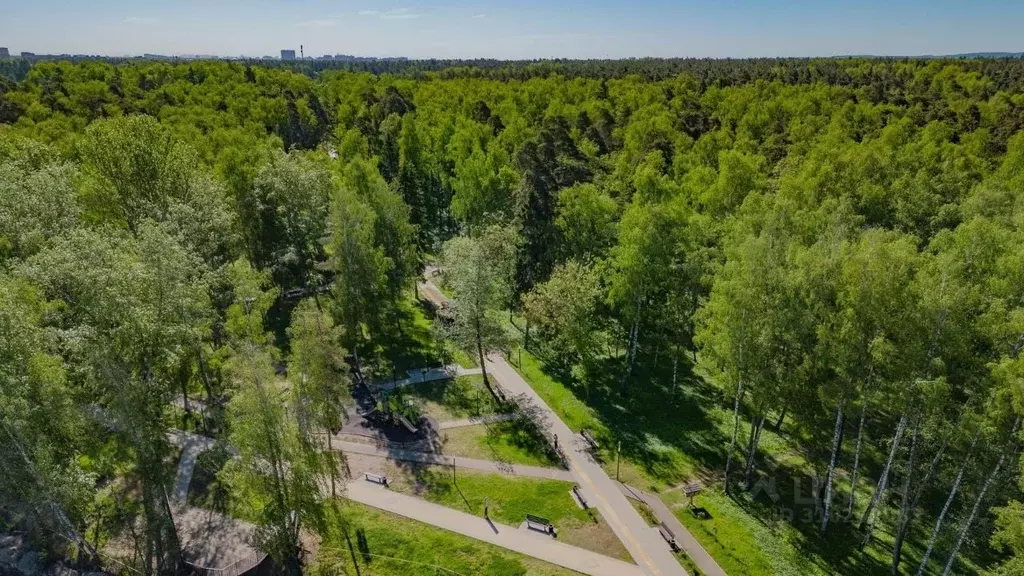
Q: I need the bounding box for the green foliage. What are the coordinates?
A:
[523,260,604,371]
[440,225,519,371]
[4,55,1024,575]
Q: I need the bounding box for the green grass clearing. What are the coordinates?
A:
[314,499,586,575]
[441,421,563,468]
[503,337,983,575]
[404,375,501,422]
[389,468,631,562]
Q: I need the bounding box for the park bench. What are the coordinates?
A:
[571,485,589,510]
[683,482,703,507]
[580,429,599,450]
[364,473,388,487]
[658,522,681,552]
[525,514,555,535]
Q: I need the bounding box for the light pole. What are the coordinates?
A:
[616,441,621,481]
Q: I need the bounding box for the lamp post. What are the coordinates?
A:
[616,441,621,481]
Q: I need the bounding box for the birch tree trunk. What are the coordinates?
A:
[775,407,787,430]
[620,308,641,389]
[847,396,869,519]
[743,412,766,490]
[915,429,981,576]
[0,420,99,562]
[892,409,921,573]
[939,417,1020,576]
[820,401,846,535]
[724,376,744,493]
[859,412,907,540]
[909,430,951,517]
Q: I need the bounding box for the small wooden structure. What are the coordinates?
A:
[658,522,680,552]
[580,429,600,450]
[682,482,703,507]
[525,514,555,535]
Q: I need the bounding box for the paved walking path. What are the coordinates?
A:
[417,276,448,309]
[333,438,575,481]
[376,364,483,392]
[420,273,688,576]
[437,412,518,430]
[346,480,645,576]
[617,483,726,576]
[173,505,264,576]
[168,430,218,503]
[165,430,265,575]
[486,356,688,576]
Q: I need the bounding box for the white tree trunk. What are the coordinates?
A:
[909,429,951,516]
[859,412,907,545]
[915,429,981,576]
[743,412,766,490]
[724,376,744,492]
[847,396,868,519]
[940,417,1019,576]
[892,409,921,573]
[820,401,846,535]
[620,311,641,388]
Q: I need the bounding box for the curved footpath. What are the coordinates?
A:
[420,274,691,576]
[347,480,645,576]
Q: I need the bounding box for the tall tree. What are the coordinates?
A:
[27,224,211,575]
[440,225,518,391]
[327,185,388,365]
[523,260,604,374]
[287,298,351,497]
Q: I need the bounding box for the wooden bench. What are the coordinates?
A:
[571,485,589,510]
[525,514,555,535]
[364,473,388,487]
[659,522,680,552]
[580,429,599,450]
[683,482,703,507]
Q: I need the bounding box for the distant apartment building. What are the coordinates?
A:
[0,47,9,58]
[280,49,296,60]
[20,52,35,59]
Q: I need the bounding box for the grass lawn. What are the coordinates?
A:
[440,420,562,467]
[405,375,500,422]
[388,468,631,562]
[367,292,443,377]
[314,499,586,575]
[187,456,584,575]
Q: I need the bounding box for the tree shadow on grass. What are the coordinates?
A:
[364,297,442,377]
[726,449,907,576]
[533,346,725,485]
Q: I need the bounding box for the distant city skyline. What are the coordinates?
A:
[1,0,1022,60]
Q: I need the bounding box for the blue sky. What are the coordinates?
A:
[1,0,1022,59]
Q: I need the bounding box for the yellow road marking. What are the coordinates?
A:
[568,458,663,576]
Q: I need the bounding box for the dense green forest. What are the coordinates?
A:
[2,56,1024,576]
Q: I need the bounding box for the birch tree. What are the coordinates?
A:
[440,224,518,391]
[287,298,351,497]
